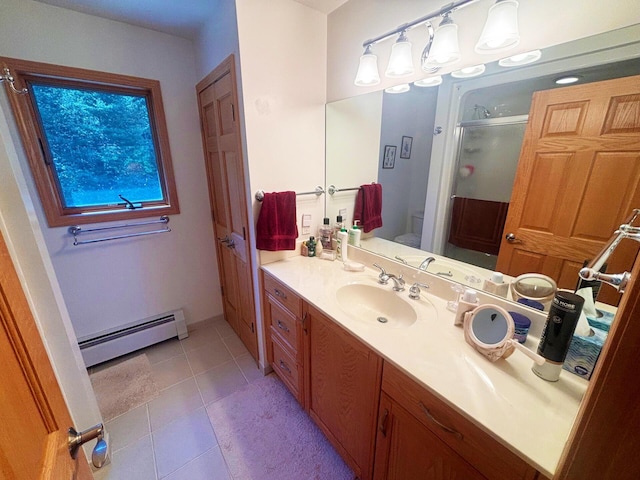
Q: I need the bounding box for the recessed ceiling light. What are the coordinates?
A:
[413,76,443,87]
[385,83,411,94]
[451,64,486,78]
[555,76,580,85]
[498,50,542,67]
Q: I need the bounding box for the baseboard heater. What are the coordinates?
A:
[78,309,188,367]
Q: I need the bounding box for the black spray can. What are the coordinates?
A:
[532,291,585,381]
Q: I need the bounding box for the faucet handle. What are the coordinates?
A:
[409,282,430,300]
[373,263,389,284]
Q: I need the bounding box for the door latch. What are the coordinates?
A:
[68,423,108,468]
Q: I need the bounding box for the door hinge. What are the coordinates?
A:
[232,104,235,122]
[243,226,246,240]
[251,322,255,334]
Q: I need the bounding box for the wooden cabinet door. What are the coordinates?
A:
[374,393,486,480]
[305,305,382,480]
[0,232,93,480]
[197,55,258,359]
[496,74,640,305]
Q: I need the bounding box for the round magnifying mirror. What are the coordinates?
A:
[469,305,513,347]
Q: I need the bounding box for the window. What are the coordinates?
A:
[1,57,179,227]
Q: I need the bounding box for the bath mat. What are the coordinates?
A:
[90,353,159,421]
[206,374,354,480]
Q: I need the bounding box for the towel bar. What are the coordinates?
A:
[255,186,324,202]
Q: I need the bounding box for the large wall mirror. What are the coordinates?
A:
[326,24,640,311]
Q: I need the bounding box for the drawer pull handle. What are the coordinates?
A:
[279,359,292,374]
[378,408,389,437]
[419,401,463,440]
[274,288,287,299]
[277,319,290,333]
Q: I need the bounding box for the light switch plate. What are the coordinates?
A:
[339,208,347,219]
[302,214,312,235]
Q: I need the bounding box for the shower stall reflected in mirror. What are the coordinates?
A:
[446,116,528,270]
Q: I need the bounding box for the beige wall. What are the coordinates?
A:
[327,0,640,101]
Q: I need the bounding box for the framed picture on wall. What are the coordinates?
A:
[383,145,396,169]
[400,136,413,159]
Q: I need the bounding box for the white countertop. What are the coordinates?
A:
[261,254,588,477]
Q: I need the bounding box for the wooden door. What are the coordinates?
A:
[0,232,92,480]
[373,393,486,480]
[496,75,640,305]
[197,55,258,359]
[304,304,382,480]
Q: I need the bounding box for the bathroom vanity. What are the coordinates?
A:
[261,251,586,479]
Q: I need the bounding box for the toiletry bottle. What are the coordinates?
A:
[337,227,349,262]
[332,215,343,250]
[307,236,316,257]
[348,221,362,247]
[454,288,479,327]
[483,272,509,298]
[532,291,585,382]
[319,217,333,250]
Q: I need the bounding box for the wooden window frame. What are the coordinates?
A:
[1,57,179,227]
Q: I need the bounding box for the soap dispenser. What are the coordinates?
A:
[483,272,509,298]
[454,288,479,327]
[337,227,349,262]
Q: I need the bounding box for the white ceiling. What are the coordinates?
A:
[34,0,348,40]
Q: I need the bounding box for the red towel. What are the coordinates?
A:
[256,191,298,251]
[353,183,383,233]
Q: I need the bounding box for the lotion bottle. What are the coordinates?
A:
[483,272,509,298]
[337,227,349,262]
[348,221,362,247]
[454,288,479,327]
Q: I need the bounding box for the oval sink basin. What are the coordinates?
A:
[336,283,418,328]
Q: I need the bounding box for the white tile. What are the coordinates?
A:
[148,378,203,431]
[195,361,247,405]
[105,403,150,453]
[152,408,217,479]
[180,323,221,352]
[213,319,236,339]
[222,334,250,358]
[185,342,233,375]
[150,354,193,390]
[145,339,185,364]
[235,354,264,383]
[163,446,231,480]
[93,434,156,480]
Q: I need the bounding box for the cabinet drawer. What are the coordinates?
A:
[382,362,533,480]
[267,296,300,357]
[270,335,303,403]
[263,273,302,318]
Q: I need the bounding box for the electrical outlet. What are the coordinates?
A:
[302,213,312,235]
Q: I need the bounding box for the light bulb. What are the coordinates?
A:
[475,0,520,54]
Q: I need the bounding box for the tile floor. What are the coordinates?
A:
[92,317,264,480]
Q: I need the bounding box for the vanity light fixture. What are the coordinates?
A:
[555,75,581,85]
[423,13,461,69]
[498,49,542,67]
[354,44,381,86]
[475,0,520,54]
[384,83,411,94]
[451,64,486,78]
[385,31,414,77]
[414,75,443,87]
[354,0,521,89]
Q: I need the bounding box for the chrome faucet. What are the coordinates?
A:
[373,263,405,291]
[418,256,435,271]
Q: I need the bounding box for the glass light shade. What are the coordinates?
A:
[451,64,486,78]
[385,34,414,77]
[424,21,461,68]
[498,50,542,67]
[354,50,381,86]
[414,76,443,87]
[555,76,580,85]
[475,0,520,54]
[385,83,410,94]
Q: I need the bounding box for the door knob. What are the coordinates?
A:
[226,238,236,249]
[68,423,108,468]
[505,233,520,243]
[217,235,231,244]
